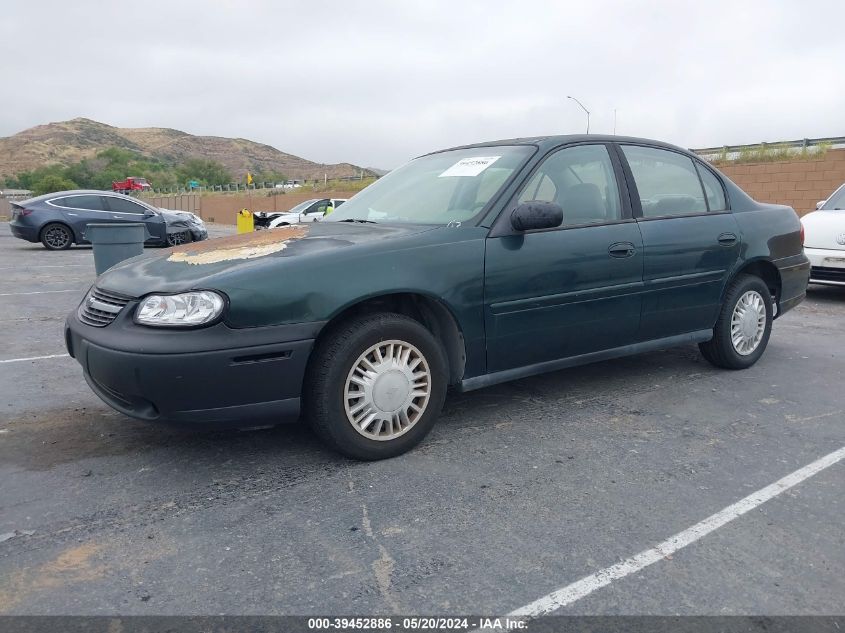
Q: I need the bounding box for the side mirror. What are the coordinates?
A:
[511,201,563,232]
[143,209,156,218]
[816,200,826,210]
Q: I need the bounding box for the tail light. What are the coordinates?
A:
[11,205,32,217]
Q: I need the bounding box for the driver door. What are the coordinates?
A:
[103,195,164,243]
[302,199,329,222]
[484,144,644,373]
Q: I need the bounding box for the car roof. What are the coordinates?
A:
[424,134,691,157]
[23,189,137,204]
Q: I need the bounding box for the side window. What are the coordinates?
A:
[334,200,345,208]
[62,195,105,211]
[310,200,329,214]
[695,163,727,211]
[518,173,557,203]
[622,146,707,217]
[518,144,621,225]
[105,197,148,214]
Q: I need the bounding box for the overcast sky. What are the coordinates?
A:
[1,1,843,169]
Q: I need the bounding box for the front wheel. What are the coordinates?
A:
[304,313,448,460]
[166,231,192,246]
[699,274,773,369]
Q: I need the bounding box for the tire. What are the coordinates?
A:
[699,274,773,370]
[40,223,73,250]
[304,312,448,460]
[166,231,192,246]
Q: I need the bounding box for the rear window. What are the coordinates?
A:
[622,146,707,217]
[55,195,105,211]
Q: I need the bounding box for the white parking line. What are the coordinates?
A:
[0,354,70,364]
[0,264,91,270]
[508,444,845,618]
[0,289,83,297]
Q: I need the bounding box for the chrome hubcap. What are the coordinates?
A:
[344,340,431,441]
[730,290,766,355]
[45,226,69,248]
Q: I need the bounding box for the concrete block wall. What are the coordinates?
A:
[716,149,845,216]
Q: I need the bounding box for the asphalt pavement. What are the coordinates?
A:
[0,223,843,616]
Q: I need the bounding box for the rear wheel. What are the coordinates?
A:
[699,274,773,369]
[40,223,73,250]
[304,312,448,460]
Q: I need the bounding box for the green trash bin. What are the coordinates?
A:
[84,223,149,275]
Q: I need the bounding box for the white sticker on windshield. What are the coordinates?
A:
[438,156,501,178]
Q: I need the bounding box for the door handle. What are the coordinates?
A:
[718,232,737,246]
[608,242,636,258]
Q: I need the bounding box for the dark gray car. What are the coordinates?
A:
[8,190,208,250]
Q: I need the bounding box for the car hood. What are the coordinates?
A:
[801,210,845,250]
[159,208,201,224]
[97,221,436,297]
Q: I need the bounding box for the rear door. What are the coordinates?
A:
[484,143,644,372]
[51,194,113,242]
[618,144,740,340]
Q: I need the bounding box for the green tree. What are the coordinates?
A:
[31,174,79,196]
[175,159,233,187]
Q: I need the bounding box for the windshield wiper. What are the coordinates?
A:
[338,218,378,224]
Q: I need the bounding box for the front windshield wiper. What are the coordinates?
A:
[337,218,378,224]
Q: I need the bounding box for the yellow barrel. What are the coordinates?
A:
[236,208,254,234]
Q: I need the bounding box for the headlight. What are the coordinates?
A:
[135,291,225,327]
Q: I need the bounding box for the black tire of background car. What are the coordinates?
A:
[166,231,192,247]
[40,223,73,251]
[699,273,773,370]
[304,312,448,460]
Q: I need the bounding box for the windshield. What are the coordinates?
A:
[326,146,533,224]
[286,199,320,214]
[822,185,845,210]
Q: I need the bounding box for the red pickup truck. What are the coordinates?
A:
[112,177,152,193]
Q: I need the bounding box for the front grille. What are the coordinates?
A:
[78,287,133,327]
[810,266,845,284]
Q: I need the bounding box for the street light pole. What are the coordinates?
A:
[567,95,590,134]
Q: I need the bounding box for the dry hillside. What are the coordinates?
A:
[0,118,372,180]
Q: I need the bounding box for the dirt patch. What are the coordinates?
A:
[0,543,105,613]
[167,225,308,265]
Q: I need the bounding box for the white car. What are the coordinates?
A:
[256,198,348,229]
[801,183,845,286]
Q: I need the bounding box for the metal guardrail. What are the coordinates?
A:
[692,136,845,154]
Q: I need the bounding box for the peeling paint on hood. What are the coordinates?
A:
[167,225,309,265]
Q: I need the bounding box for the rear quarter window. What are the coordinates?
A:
[695,164,727,211]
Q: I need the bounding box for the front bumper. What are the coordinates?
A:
[805,246,845,286]
[66,304,323,428]
[190,226,208,241]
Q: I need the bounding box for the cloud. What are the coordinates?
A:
[1,0,843,168]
